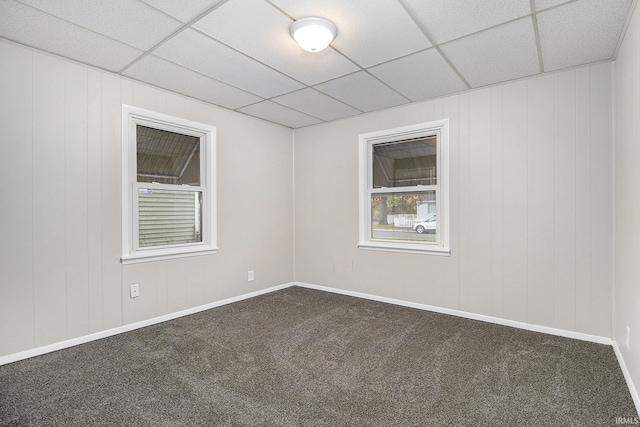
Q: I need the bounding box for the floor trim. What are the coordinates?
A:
[613,341,640,414]
[295,282,613,345]
[0,282,295,367]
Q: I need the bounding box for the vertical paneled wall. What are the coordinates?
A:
[614,0,640,406]
[294,63,613,338]
[0,40,33,355]
[0,40,294,358]
[0,37,619,360]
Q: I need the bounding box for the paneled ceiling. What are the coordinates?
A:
[0,0,635,128]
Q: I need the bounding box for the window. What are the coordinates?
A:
[358,120,449,255]
[121,105,217,264]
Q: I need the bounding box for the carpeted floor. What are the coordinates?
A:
[0,286,637,426]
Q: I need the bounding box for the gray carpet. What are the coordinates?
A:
[0,286,637,426]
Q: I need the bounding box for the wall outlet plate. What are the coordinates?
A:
[130,283,140,298]
[248,270,254,282]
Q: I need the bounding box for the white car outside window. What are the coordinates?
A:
[413,216,436,234]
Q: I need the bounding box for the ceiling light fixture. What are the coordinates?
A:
[290,17,337,53]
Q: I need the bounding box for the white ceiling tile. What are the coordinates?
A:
[193,0,359,85]
[0,1,143,72]
[154,29,304,98]
[238,101,322,128]
[404,0,531,44]
[272,88,361,122]
[17,0,182,50]
[368,48,468,101]
[538,0,633,71]
[314,71,409,112]
[441,17,540,88]
[270,0,431,67]
[534,0,573,11]
[123,55,262,110]
[140,0,223,23]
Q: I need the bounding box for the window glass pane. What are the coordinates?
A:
[372,136,437,188]
[139,189,202,248]
[371,191,436,242]
[136,125,200,185]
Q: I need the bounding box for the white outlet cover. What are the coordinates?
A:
[130,283,140,298]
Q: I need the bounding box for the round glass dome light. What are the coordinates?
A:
[290,17,337,53]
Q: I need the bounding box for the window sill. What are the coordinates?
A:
[358,242,450,256]
[121,246,218,265]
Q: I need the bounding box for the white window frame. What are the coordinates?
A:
[358,119,450,255]
[121,105,217,265]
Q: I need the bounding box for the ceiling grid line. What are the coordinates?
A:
[614,0,640,57]
[530,0,546,73]
[117,0,233,74]
[396,0,472,90]
[270,86,366,116]
[187,26,310,89]
[10,0,145,60]
[126,53,268,108]
[362,68,413,103]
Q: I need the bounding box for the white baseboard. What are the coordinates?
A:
[295,282,613,345]
[0,282,295,367]
[613,341,640,414]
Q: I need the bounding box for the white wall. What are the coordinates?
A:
[294,63,613,338]
[0,35,620,366]
[614,0,640,407]
[0,40,294,358]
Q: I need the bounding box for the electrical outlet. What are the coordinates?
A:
[248,270,254,282]
[626,326,631,350]
[130,283,140,299]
